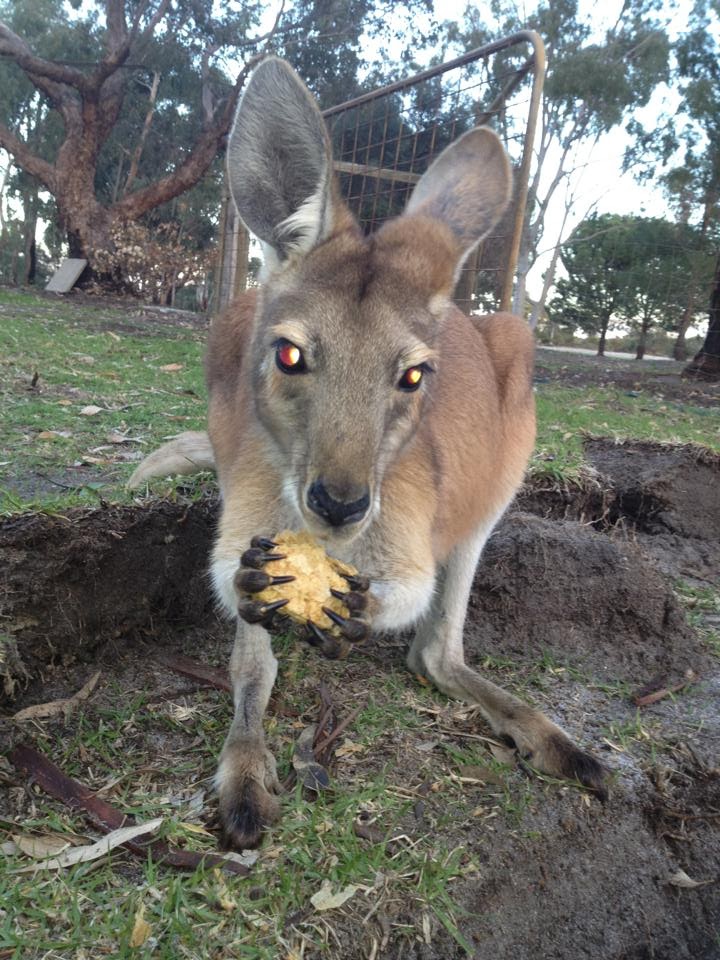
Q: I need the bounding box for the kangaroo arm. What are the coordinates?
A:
[126,430,215,489]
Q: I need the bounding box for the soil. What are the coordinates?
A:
[1,437,719,959]
[535,347,720,408]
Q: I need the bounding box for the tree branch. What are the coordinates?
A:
[0,21,88,90]
[112,53,264,222]
[0,122,56,192]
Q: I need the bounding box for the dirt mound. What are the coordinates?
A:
[584,438,720,541]
[518,439,720,584]
[469,512,707,683]
[1,499,707,692]
[0,499,217,675]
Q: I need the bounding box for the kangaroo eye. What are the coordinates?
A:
[276,339,306,374]
[398,365,425,392]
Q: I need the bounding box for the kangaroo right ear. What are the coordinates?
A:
[227,57,335,266]
[406,127,512,274]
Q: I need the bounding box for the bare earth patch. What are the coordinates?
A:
[1,440,718,958]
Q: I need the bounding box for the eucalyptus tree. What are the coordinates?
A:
[625,0,720,376]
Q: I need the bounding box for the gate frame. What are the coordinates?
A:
[214,31,545,314]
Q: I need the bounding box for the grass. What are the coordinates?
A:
[533,384,720,483]
[1,666,501,958]
[0,290,208,513]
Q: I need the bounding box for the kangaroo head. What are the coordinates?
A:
[226,57,512,542]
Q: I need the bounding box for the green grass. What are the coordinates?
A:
[0,290,208,513]
[533,384,720,483]
[1,669,488,959]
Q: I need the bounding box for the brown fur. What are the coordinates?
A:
[131,59,607,848]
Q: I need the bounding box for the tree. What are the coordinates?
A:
[548,214,635,355]
[615,219,712,359]
[625,0,720,377]
[0,0,273,287]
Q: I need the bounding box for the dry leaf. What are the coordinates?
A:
[16,817,163,872]
[458,764,505,785]
[106,431,134,444]
[13,671,100,721]
[129,904,152,947]
[159,363,184,372]
[293,725,330,792]
[310,880,358,911]
[37,430,73,441]
[178,822,214,837]
[13,834,71,859]
[335,740,365,758]
[79,405,104,416]
[669,868,713,889]
[220,849,260,869]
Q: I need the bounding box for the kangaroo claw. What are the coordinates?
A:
[343,574,370,592]
[330,587,367,613]
[250,536,279,551]
[238,598,289,624]
[322,606,369,643]
[305,620,348,659]
[240,547,287,569]
[235,569,295,593]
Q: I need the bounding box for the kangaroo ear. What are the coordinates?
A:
[406,127,512,267]
[227,57,334,264]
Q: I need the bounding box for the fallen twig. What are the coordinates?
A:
[154,652,232,693]
[7,744,249,875]
[634,671,698,707]
[12,672,101,722]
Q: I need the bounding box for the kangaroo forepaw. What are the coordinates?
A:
[235,532,373,657]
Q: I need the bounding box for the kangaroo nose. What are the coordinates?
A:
[307,479,370,527]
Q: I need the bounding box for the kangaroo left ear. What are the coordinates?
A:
[406,127,512,271]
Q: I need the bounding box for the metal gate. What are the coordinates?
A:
[215,31,545,314]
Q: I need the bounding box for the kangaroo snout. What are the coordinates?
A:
[306,478,371,527]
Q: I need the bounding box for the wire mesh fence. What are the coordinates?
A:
[214,32,544,314]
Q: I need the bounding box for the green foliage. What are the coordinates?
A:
[548,213,712,352]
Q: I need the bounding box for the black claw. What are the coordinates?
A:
[238,600,268,624]
[241,547,287,569]
[236,569,272,593]
[250,536,278,550]
[305,620,328,648]
[330,587,367,613]
[343,574,370,592]
[238,598,289,624]
[263,599,290,615]
[322,606,369,644]
[270,575,295,586]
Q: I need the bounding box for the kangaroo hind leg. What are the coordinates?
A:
[407,526,608,799]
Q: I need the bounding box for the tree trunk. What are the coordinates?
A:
[635,313,651,361]
[597,315,610,356]
[683,254,720,381]
[673,293,696,360]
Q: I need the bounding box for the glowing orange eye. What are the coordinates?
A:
[276,340,306,374]
[398,365,424,391]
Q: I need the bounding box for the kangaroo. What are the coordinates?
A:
[129,57,607,849]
